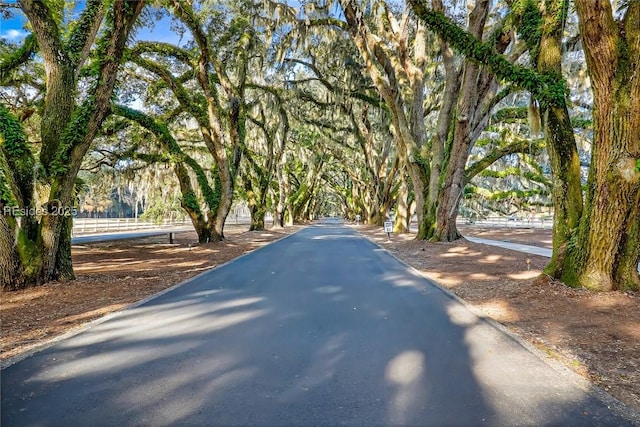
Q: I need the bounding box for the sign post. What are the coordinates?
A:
[383,221,393,241]
[355,214,361,225]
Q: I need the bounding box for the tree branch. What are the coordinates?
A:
[407,0,567,108]
[464,138,544,185]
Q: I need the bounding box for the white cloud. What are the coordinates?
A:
[2,29,28,40]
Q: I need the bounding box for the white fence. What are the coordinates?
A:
[72,218,190,235]
[456,216,553,229]
[72,214,270,235]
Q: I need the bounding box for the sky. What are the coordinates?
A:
[0,0,305,45]
[0,2,185,45]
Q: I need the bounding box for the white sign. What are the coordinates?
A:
[384,221,393,233]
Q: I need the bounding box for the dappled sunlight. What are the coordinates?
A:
[456,305,591,425]
[482,254,503,262]
[446,304,478,327]
[181,266,215,274]
[508,270,540,280]
[313,286,342,294]
[474,300,519,322]
[440,248,483,258]
[32,341,196,381]
[0,288,49,311]
[385,350,429,425]
[161,261,211,268]
[423,271,463,286]
[469,273,498,280]
[59,297,266,348]
[56,305,128,325]
[189,290,224,298]
[311,235,358,240]
[116,356,257,425]
[582,295,636,310]
[74,257,211,273]
[620,324,640,340]
[381,273,427,291]
[385,351,425,385]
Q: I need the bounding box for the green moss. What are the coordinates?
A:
[51,100,95,175]
[113,104,220,213]
[0,33,38,84]
[492,106,528,122]
[0,104,35,206]
[409,2,567,109]
[513,0,542,64]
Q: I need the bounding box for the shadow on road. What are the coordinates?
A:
[1,224,633,426]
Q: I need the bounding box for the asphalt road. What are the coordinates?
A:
[1,219,634,426]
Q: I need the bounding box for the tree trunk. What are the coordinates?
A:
[517,0,585,281]
[429,0,490,242]
[249,205,265,231]
[3,0,145,287]
[408,162,429,239]
[1,216,23,289]
[614,189,640,290]
[394,173,410,233]
[275,167,286,228]
[561,0,640,291]
[286,205,294,226]
[184,210,211,243]
[541,103,584,278]
[54,214,75,280]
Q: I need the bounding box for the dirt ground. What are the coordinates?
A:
[1,222,638,417]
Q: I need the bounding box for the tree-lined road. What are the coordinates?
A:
[1,220,632,426]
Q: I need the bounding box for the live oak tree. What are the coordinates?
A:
[242,85,289,231]
[563,0,640,291]
[1,0,145,288]
[125,0,259,240]
[408,0,639,290]
[110,105,221,243]
[283,40,398,226]
[335,0,537,240]
[338,0,432,235]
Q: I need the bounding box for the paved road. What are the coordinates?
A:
[2,220,633,426]
[464,236,553,257]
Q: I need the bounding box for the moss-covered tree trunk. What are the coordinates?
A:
[431,62,480,241]
[274,164,287,228]
[1,0,144,287]
[394,171,410,233]
[423,25,461,240]
[560,0,640,291]
[112,105,217,244]
[429,0,489,242]
[506,0,585,280]
[0,216,22,289]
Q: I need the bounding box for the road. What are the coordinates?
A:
[1,219,633,426]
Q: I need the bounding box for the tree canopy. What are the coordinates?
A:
[1,0,638,291]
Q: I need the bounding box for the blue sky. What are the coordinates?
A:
[0,1,28,42]
[0,3,184,45]
[1,1,306,45]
